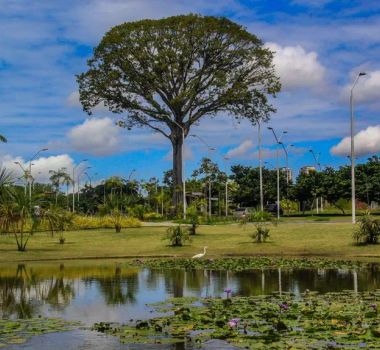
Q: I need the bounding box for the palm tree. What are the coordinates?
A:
[0,166,14,200]
[0,191,37,251]
[49,168,71,206]
[62,173,73,210]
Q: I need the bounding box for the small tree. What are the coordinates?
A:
[44,208,73,244]
[165,225,190,246]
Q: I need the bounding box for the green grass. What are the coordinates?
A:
[1,222,380,263]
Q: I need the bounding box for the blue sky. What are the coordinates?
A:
[1,0,380,184]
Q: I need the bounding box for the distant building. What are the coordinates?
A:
[300,166,316,175]
[280,167,293,182]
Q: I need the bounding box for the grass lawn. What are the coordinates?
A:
[1,222,380,263]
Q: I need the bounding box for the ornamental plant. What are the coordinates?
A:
[353,212,380,245]
[165,225,190,247]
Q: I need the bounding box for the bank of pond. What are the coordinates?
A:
[1,258,380,349]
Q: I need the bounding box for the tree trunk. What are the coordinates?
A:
[171,133,184,211]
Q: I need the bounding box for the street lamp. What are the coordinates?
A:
[279,143,294,185]
[268,127,287,220]
[350,72,366,224]
[72,159,88,212]
[28,148,48,201]
[223,156,230,217]
[258,121,264,211]
[309,149,321,171]
[171,120,186,219]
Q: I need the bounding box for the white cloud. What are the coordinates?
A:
[265,42,326,90]
[330,125,380,157]
[342,70,380,104]
[1,154,74,183]
[225,140,254,158]
[67,117,121,156]
[67,91,80,107]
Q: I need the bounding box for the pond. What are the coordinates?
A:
[1,261,380,349]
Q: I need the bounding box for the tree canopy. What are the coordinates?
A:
[77,14,280,208]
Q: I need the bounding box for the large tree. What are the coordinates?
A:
[77,14,280,208]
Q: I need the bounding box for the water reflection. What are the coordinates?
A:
[1,262,380,323]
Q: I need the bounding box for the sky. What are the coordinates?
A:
[1,0,380,185]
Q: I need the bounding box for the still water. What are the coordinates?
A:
[1,262,380,349]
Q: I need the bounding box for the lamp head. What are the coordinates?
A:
[359,72,367,76]
[42,148,48,151]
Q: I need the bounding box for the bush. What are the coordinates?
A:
[165,225,190,246]
[127,205,145,220]
[71,215,141,230]
[143,212,163,221]
[353,212,380,245]
[280,199,298,214]
[110,209,122,233]
[186,205,200,235]
[240,210,274,243]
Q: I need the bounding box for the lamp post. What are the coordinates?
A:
[350,72,367,224]
[258,121,264,211]
[84,172,92,187]
[223,156,230,217]
[268,127,287,220]
[309,149,321,171]
[28,148,48,201]
[171,120,186,219]
[279,143,294,185]
[72,159,88,212]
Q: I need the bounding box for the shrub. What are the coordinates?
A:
[280,199,299,214]
[165,225,190,246]
[71,215,141,230]
[127,205,145,220]
[240,210,274,243]
[143,212,163,221]
[110,209,122,233]
[353,212,380,245]
[186,205,200,235]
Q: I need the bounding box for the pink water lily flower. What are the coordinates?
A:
[227,318,240,328]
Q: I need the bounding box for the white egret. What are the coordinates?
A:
[192,246,208,259]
